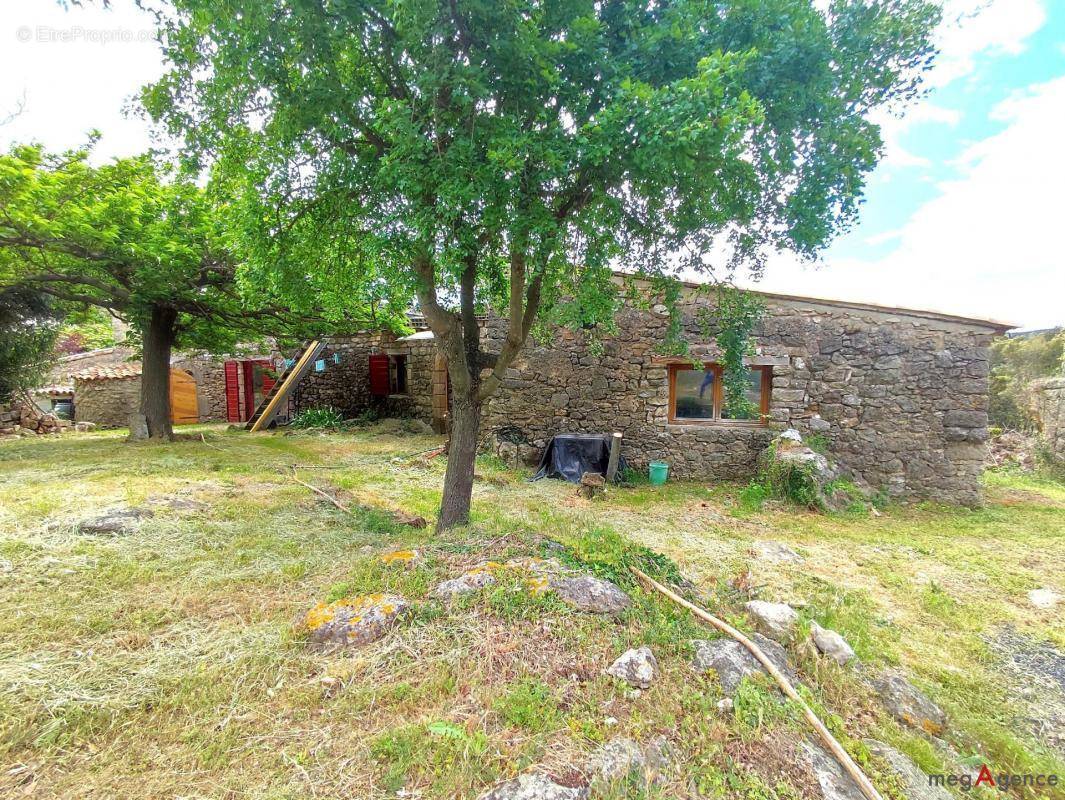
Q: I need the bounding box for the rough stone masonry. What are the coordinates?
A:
[481,282,1009,505]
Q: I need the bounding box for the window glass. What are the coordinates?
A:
[673,367,716,420]
[721,368,763,420]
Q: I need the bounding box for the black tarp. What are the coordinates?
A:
[531,433,626,483]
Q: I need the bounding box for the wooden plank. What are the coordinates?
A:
[170,369,199,425]
[249,340,322,433]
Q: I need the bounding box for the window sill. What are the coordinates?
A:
[666,419,769,430]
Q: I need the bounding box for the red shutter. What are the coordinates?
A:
[224,360,241,422]
[369,353,390,396]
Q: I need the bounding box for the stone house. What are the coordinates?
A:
[292,280,1010,505]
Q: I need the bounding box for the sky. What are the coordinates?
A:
[1,0,1063,330]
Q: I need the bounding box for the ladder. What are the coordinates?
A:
[246,340,327,432]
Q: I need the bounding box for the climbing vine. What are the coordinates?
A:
[700,286,765,420]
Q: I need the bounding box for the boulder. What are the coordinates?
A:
[605,646,659,689]
[432,567,498,600]
[872,671,947,735]
[379,548,423,568]
[302,593,410,651]
[77,507,153,535]
[576,472,606,499]
[745,600,799,641]
[551,575,631,614]
[585,735,675,787]
[863,739,952,800]
[690,634,798,696]
[127,413,149,441]
[810,622,856,666]
[74,421,97,433]
[478,773,588,800]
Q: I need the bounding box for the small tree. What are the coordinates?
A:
[0,143,371,438]
[146,0,939,527]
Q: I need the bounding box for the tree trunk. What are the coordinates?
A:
[436,393,481,530]
[140,305,177,441]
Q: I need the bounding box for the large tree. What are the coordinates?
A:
[145,0,940,528]
[0,143,381,438]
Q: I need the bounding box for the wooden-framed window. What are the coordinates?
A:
[668,363,771,425]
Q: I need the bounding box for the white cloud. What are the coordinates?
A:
[750,76,1065,329]
[875,103,962,169]
[930,0,1046,87]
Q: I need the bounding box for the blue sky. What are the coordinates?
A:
[2,0,1063,328]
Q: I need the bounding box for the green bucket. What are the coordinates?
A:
[648,461,669,486]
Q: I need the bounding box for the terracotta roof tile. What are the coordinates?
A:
[71,363,143,381]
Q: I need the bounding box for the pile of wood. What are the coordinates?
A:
[0,401,72,438]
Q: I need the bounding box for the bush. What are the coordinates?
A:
[758,442,824,510]
[990,330,1064,431]
[289,407,344,429]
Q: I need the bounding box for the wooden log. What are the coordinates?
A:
[606,431,623,483]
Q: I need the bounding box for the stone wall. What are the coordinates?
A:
[293,333,444,429]
[74,376,140,427]
[481,289,999,505]
[1034,377,1065,458]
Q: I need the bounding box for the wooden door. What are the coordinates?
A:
[170,369,199,425]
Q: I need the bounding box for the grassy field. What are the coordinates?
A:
[0,424,1062,799]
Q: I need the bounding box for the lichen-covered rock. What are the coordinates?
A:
[605,646,658,689]
[810,622,856,666]
[745,600,799,641]
[585,735,676,787]
[432,564,500,599]
[863,739,952,800]
[691,634,798,696]
[1028,588,1061,609]
[478,772,588,800]
[873,671,947,735]
[301,593,410,651]
[77,507,153,535]
[551,575,631,614]
[379,548,423,568]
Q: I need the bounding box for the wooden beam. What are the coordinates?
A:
[249,340,321,433]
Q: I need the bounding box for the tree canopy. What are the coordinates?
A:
[144,0,940,525]
[0,286,61,404]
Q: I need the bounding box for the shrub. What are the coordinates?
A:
[758,442,824,510]
[289,407,344,429]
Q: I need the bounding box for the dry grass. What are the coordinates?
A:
[0,424,1062,799]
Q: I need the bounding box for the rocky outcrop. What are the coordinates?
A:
[872,671,947,735]
[301,593,410,651]
[863,740,952,800]
[691,635,798,696]
[552,576,631,614]
[478,773,587,800]
[585,735,676,787]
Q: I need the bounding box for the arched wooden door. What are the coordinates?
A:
[170,369,199,425]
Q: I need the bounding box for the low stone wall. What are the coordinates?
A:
[1034,377,1065,458]
[482,290,998,505]
[74,376,140,427]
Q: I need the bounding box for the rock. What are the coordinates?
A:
[478,772,588,800]
[863,739,952,800]
[1028,588,1061,609]
[753,540,804,564]
[127,413,149,440]
[605,646,658,689]
[779,428,804,446]
[379,548,423,568]
[799,739,865,800]
[872,671,947,735]
[74,421,97,433]
[577,471,606,499]
[301,593,410,651]
[432,566,498,600]
[160,497,207,513]
[810,622,856,666]
[691,634,798,696]
[716,697,733,714]
[77,507,153,535]
[745,600,799,641]
[585,735,676,787]
[551,575,631,614]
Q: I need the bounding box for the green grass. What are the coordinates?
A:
[0,426,1062,798]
